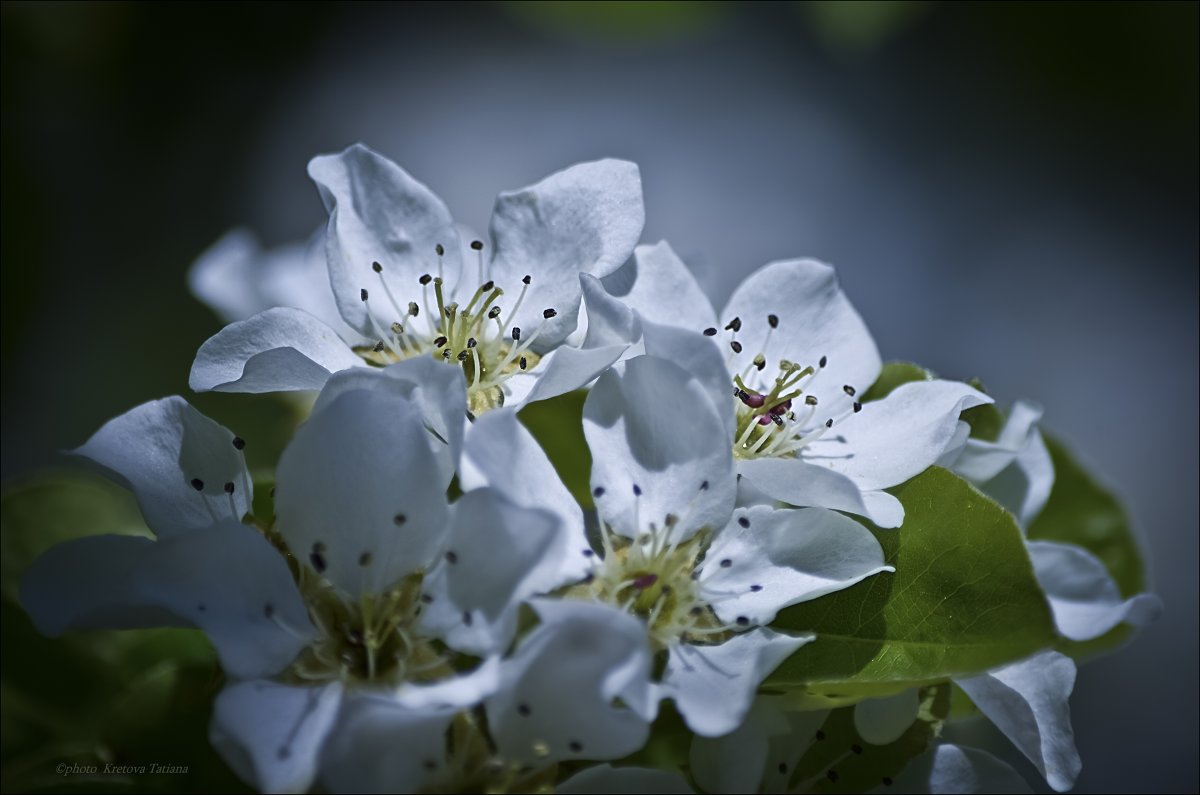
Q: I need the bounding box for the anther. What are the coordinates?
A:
[568,741,584,753]
[457,351,469,361]
[435,244,445,257]
[488,305,501,319]
[778,763,788,774]
[310,551,327,573]
[632,484,642,496]
[736,616,750,626]
[519,357,527,370]
[190,478,204,491]
[819,355,828,368]
[232,437,246,450]
[358,551,373,566]
[703,327,718,336]
[264,603,275,618]
[518,703,532,716]
[371,261,383,273]
[725,317,742,332]
[853,401,862,413]
[445,551,458,564]
[224,482,235,494]
[730,341,743,353]
[481,280,494,292]
[408,302,419,317]
[750,584,763,592]
[827,770,839,783]
[843,385,857,397]
[720,558,733,568]
[391,322,404,334]
[462,611,473,626]
[851,744,863,755]
[522,274,531,285]
[512,327,521,341]
[543,308,557,319]
[593,487,606,497]
[768,314,779,328]
[882,777,894,787]
[816,730,826,740]
[373,342,385,353]
[360,288,369,302]
[419,274,432,285]
[753,353,766,371]
[467,338,477,348]
[470,240,484,251]
[825,418,834,428]
[433,335,448,347]
[700,479,710,491]
[737,516,750,528]
[805,395,819,406]
[393,514,407,525]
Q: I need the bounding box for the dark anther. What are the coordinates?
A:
[470,240,483,251]
[517,704,532,716]
[190,478,204,491]
[421,593,434,604]
[482,280,494,292]
[277,747,291,761]
[768,314,779,328]
[825,418,834,428]
[543,308,557,319]
[467,338,477,348]
[224,481,235,494]
[778,763,788,775]
[853,402,862,413]
[568,741,583,753]
[843,385,857,397]
[725,317,742,332]
[816,730,826,741]
[457,350,469,361]
[703,327,718,336]
[582,549,594,557]
[373,341,385,353]
[310,552,327,573]
[737,516,750,528]
[720,558,733,568]
[393,514,407,526]
[522,274,532,285]
[409,302,420,317]
[512,327,521,341]
[730,340,743,353]
[445,551,459,564]
[593,487,606,497]
[372,261,383,273]
[197,603,207,611]
[736,616,750,626]
[433,336,448,347]
[750,584,763,592]
[232,436,246,450]
[827,770,839,783]
[805,395,819,406]
[489,306,501,319]
[263,602,275,618]
[435,243,445,256]
[419,273,432,285]
[851,744,863,755]
[423,760,437,772]
[360,288,369,302]
[690,605,704,615]
[700,480,710,491]
[358,551,373,566]
[519,357,527,370]
[882,777,894,787]
[462,611,473,626]
[632,484,642,496]
[819,355,828,368]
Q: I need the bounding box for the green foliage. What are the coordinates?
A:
[519,390,594,510]
[768,468,1056,689]
[860,362,930,403]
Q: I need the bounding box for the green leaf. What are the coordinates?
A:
[860,362,931,403]
[1028,434,1145,598]
[518,390,593,510]
[790,684,950,793]
[768,468,1056,688]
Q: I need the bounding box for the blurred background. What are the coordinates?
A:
[2,2,1196,792]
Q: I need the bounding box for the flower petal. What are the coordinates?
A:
[275,387,448,596]
[1027,540,1162,642]
[420,489,564,655]
[689,697,790,795]
[71,397,250,538]
[853,689,920,745]
[393,656,503,711]
[701,506,892,626]
[641,318,734,439]
[20,535,181,635]
[514,343,630,409]
[663,628,813,737]
[735,458,904,528]
[190,307,364,393]
[580,272,640,349]
[952,402,1044,483]
[310,355,466,488]
[487,159,645,351]
[461,410,590,590]
[977,429,1055,528]
[486,599,655,765]
[808,379,991,491]
[955,651,1080,792]
[308,144,462,337]
[319,695,458,795]
[889,743,1033,794]
[210,680,343,795]
[760,707,831,793]
[584,356,735,542]
[722,259,881,416]
[600,241,718,332]
[558,765,694,794]
[136,521,315,680]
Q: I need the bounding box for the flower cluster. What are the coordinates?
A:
[20,144,1159,794]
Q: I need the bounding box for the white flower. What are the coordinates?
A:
[464,353,893,738]
[189,143,643,415]
[581,242,991,527]
[944,400,1161,643]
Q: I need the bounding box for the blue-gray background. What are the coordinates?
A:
[2,3,1196,792]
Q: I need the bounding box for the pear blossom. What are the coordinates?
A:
[464,353,893,738]
[190,143,643,415]
[581,242,991,528]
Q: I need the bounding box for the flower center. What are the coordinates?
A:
[353,242,552,415]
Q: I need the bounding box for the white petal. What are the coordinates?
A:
[809,379,991,491]
[760,707,831,793]
[275,388,448,596]
[136,521,315,680]
[585,356,735,543]
[190,307,364,393]
[308,144,462,337]
[664,628,813,737]
[310,356,466,488]
[690,697,790,795]
[854,689,920,745]
[736,458,904,528]
[580,272,640,349]
[487,159,645,351]
[558,765,694,794]
[514,343,630,409]
[187,228,274,323]
[952,402,1045,483]
[487,599,655,765]
[600,240,718,332]
[701,506,892,626]
[320,695,458,795]
[980,428,1056,528]
[71,396,249,538]
[20,535,181,635]
[461,409,590,590]
[1028,540,1162,642]
[420,489,564,655]
[211,680,343,795]
[956,651,1080,792]
[722,259,881,416]
[641,318,734,440]
[393,656,502,711]
[889,743,1033,794]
